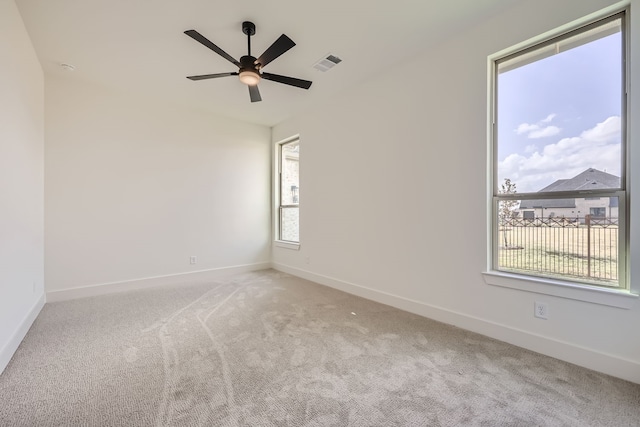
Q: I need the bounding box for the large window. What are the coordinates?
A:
[278,138,299,243]
[492,12,627,289]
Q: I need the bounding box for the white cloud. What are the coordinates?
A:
[516,123,539,134]
[580,116,621,143]
[541,113,557,123]
[515,113,561,139]
[528,126,561,139]
[499,116,621,193]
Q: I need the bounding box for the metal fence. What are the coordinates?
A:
[498,215,618,284]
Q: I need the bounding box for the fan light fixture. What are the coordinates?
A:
[239,69,260,86]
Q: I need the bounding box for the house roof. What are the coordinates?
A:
[538,168,620,192]
[519,168,620,210]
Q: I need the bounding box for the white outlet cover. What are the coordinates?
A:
[534,301,548,319]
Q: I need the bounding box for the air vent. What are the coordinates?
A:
[313,54,342,72]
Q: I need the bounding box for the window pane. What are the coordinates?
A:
[496,17,622,194]
[279,139,300,243]
[280,207,299,242]
[497,197,619,286]
[281,141,299,205]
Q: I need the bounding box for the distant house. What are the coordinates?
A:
[519,168,620,220]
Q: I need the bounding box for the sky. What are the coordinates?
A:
[497,28,622,194]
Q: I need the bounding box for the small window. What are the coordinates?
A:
[492,12,627,289]
[277,138,299,243]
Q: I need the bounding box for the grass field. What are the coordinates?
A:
[497,223,618,286]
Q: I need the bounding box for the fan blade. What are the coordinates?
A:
[262,73,312,89]
[185,30,241,67]
[187,72,238,81]
[248,85,262,103]
[255,34,296,68]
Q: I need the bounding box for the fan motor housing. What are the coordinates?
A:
[240,55,259,72]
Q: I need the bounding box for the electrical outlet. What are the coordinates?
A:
[190,256,197,265]
[534,301,548,319]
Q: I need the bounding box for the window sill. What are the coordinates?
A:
[482,271,638,309]
[274,241,300,250]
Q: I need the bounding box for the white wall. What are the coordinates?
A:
[45,75,271,297]
[273,0,640,383]
[0,0,45,373]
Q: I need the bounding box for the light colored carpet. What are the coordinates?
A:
[0,269,639,426]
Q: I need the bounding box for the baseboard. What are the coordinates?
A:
[46,262,271,302]
[0,293,46,375]
[272,263,640,385]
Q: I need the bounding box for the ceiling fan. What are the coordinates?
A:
[184,21,312,103]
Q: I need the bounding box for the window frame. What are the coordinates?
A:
[275,136,300,248]
[484,7,637,306]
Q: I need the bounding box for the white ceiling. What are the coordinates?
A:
[16,0,519,127]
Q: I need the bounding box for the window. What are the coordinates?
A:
[277,138,300,243]
[491,12,627,290]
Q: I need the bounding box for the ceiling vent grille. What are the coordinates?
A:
[313,54,342,72]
